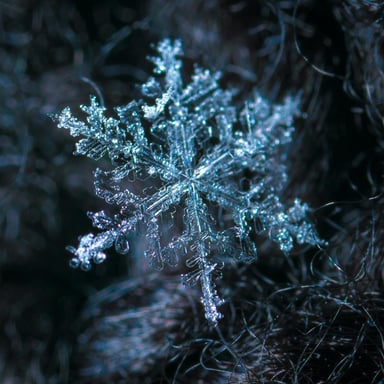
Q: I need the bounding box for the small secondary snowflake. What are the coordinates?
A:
[54,39,323,325]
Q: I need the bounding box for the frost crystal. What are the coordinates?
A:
[54,39,323,325]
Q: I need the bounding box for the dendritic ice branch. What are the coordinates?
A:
[54,39,323,326]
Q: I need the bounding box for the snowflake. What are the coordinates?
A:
[54,39,323,325]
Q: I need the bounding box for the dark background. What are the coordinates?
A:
[1,1,384,383]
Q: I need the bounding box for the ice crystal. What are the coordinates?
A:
[54,39,323,325]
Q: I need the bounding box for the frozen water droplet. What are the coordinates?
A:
[69,258,80,269]
[115,233,130,255]
[94,252,106,264]
[80,261,92,271]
